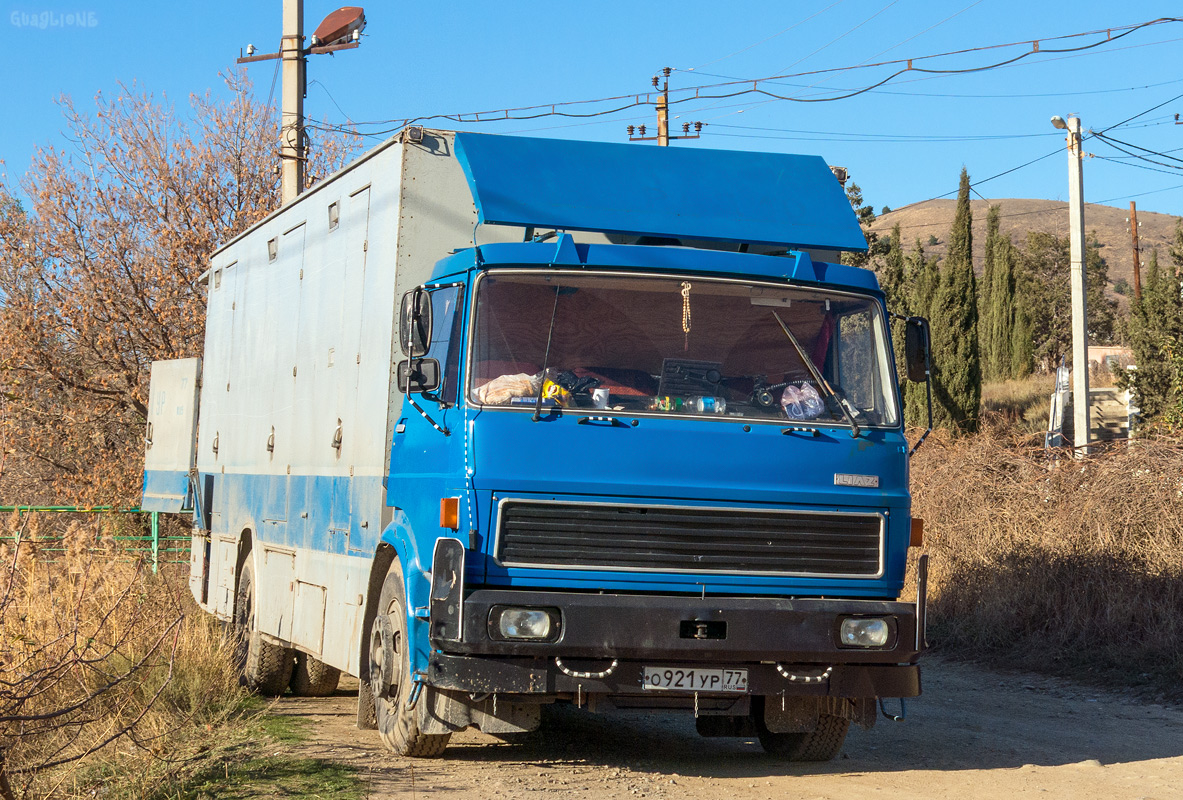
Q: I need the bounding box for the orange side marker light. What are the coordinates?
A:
[909,518,924,548]
[440,497,460,530]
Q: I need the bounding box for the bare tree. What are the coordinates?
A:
[0,71,355,505]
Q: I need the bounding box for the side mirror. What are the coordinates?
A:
[397,358,441,393]
[399,289,432,357]
[905,317,931,383]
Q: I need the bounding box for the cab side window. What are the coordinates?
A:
[426,286,464,405]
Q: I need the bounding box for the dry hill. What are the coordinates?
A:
[870,199,1181,298]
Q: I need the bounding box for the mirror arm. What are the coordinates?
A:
[406,389,450,437]
[908,370,933,458]
[405,357,449,436]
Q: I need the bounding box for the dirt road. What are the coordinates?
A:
[273,657,1183,799]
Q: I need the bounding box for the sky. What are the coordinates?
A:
[4,1,1183,219]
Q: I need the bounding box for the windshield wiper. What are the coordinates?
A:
[770,310,861,439]
[532,286,562,422]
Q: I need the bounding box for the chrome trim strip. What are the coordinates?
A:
[492,496,886,581]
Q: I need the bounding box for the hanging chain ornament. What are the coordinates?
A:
[681,282,692,351]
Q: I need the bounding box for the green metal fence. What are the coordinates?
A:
[0,506,189,573]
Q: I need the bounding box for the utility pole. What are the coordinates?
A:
[1128,201,1142,302]
[238,4,366,204]
[280,0,304,205]
[627,68,704,145]
[1051,114,1090,456]
[656,67,669,146]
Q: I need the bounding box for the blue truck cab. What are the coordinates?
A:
[141,129,929,762]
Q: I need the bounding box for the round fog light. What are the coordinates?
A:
[840,617,890,647]
[499,608,552,639]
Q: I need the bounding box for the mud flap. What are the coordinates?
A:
[416,687,541,735]
[763,696,876,733]
[356,680,378,730]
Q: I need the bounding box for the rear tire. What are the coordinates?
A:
[369,559,451,757]
[290,652,341,697]
[756,710,849,761]
[233,558,294,696]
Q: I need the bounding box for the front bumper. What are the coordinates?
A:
[428,588,923,699]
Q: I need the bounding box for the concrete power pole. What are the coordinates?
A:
[1052,114,1090,455]
[656,68,673,146]
[1129,201,1143,302]
[280,0,305,205]
[237,4,364,204]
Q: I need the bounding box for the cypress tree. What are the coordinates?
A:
[999,236,1033,378]
[905,239,940,427]
[879,224,909,415]
[1122,244,1183,419]
[909,238,939,320]
[990,226,1019,379]
[980,205,1000,381]
[929,168,981,433]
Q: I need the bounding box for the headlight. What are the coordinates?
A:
[494,607,557,640]
[839,617,891,648]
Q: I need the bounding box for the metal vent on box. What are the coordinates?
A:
[496,501,883,578]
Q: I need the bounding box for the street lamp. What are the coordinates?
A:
[1050,113,1090,456]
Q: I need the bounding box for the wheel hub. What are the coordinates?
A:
[370,614,400,699]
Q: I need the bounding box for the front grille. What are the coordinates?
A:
[496,501,883,578]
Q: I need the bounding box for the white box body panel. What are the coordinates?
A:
[190,130,517,674]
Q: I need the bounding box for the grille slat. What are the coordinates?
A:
[496,502,882,577]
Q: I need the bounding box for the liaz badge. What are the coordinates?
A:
[834,473,879,488]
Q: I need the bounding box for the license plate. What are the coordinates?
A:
[641,667,748,692]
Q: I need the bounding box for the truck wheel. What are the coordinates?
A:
[290,652,341,697]
[369,560,451,757]
[233,558,294,696]
[756,711,849,761]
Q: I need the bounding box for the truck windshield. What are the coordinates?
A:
[469,271,899,427]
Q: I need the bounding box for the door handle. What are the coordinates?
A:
[577,415,628,428]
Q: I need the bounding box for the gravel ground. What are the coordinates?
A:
[271,656,1183,799]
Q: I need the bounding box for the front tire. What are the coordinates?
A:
[369,559,451,757]
[756,710,850,761]
[233,558,294,696]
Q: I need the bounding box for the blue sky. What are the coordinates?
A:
[4,1,1183,217]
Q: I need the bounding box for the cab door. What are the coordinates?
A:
[387,285,470,562]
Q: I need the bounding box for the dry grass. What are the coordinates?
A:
[0,513,249,799]
[980,374,1057,434]
[910,427,1183,696]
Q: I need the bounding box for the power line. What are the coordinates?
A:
[688,17,1181,98]
[306,16,1183,134]
[707,122,1061,143]
[1094,154,1183,178]
[686,0,848,71]
[774,0,900,75]
[1091,131,1183,166]
[1097,89,1183,133]
[855,0,986,63]
[1091,132,1183,172]
[308,79,353,123]
[882,147,1065,218]
[693,0,981,120]
[1094,184,1183,205]
[750,75,1183,101]
[696,32,1183,122]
